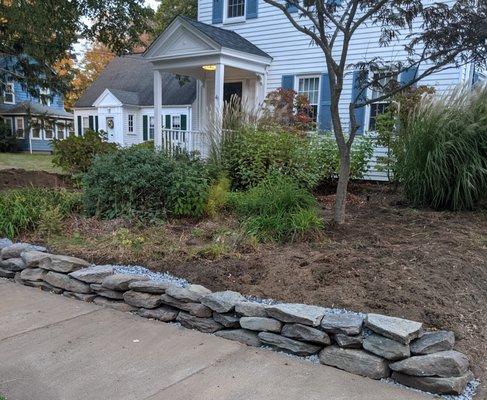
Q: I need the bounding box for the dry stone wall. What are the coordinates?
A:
[0,239,475,396]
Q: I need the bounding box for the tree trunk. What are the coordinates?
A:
[334,148,351,224]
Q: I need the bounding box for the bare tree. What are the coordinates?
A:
[263,0,486,224]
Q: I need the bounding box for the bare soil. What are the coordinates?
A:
[0,168,72,191]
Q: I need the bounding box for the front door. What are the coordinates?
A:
[106,117,115,142]
[224,82,243,104]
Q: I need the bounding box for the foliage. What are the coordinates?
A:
[0,188,81,238]
[206,176,231,218]
[131,140,154,150]
[152,0,197,37]
[398,84,487,210]
[0,120,20,153]
[52,130,118,176]
[229,173,323,242]
[82,147,210,220]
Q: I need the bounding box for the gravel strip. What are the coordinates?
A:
[110,265,189,287]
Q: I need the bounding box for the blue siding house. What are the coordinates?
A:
[0,55,73,153]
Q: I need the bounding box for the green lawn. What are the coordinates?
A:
[0,152,62,174]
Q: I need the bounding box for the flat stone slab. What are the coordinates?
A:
[265,303,327,326]
[321,312,364,335]
[258,332,321,356]
[20,268,47,282]
[319,346,390,380]
[160,294,213,317]
[390,350,470,377]
[102,274,149,291]
[92,296,137,312]
[365,313,423,344]
[137,306,178,322]
[69,265,115,284]
[90,284,125,300]
[240,317,282,332]
[0,267,15,278]
[410,331,455,355]
[63,292,97,302]
[165,285,210,303]
[0,257,26,271]
[21,250,51,267]
[39,254,91,273]
[0,237,13,249]
[335,333,363,349]
[215,329,262,347]
[176,312,223,333]
[281,323,331,345]
[212,312,240,328]
[44,271,92,294]
[363,333,410,361]
[1,243,46,259]
[129,280,174,294]
[392,371,474,395]
[123,290,163,309]
[235,301,267,317]
[200,291,246,313]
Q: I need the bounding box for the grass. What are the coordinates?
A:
[0,152,62,173]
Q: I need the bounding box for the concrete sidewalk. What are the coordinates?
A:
[0,280,433,400]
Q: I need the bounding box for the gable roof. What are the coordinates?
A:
[74,54,196,108]
[179,16,270,59]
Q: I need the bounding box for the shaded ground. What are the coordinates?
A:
[0,168,71,191]
[0,152,62,173]
[19,182,487,397]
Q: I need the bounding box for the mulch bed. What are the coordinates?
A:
[0,169,72,191]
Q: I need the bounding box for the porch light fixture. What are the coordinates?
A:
[202,65,217,71]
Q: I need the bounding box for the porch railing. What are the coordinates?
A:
[161,129,209,158]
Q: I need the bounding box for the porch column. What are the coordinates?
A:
[214,63,225,130]
[153,69,163,148]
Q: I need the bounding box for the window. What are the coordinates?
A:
[128,114,134,133]
[56,123,65,140]
[31,120,41,139]
[3,117,13,133]
[15,117,24,138]
[39,88,51,106]
[226,0,245,20]
[4,83,15,104]
[44,122,54,140]
[82,116,90,134]
[67,122,75,137]
[149,116,154,140]
[368,71,396,131]
[172,115,181,130]
[297,76,320,122]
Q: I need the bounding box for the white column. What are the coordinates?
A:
[153,69,163,148]
[214,63,225,130]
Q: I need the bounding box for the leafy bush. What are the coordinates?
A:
[397,85,487,210]
[0,120,20,152]
[52,130,118,176]
[131,140,154,150]
[0,188,82,238]
[82,147,210,219]
[205,176,231,218]
[229,173,323,242]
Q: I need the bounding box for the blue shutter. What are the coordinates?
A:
[247,0,258,19]
[143,115,148,141]
[95,116,99,132]
[400,66,418,88]
[181,115,187,131]
[286,1,298,13]
[88,115,94,131]
[352,70,367,134]
[77,115,82,136]
[281,75,295,90]
[213,0,223,24]
[165,115,171,129]
[318,73,332,132]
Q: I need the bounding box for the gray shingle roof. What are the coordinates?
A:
[0,101,73,119]
[180,16,271,59]
[74,54,196,108]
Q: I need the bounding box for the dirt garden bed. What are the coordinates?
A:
[0,168,72,191]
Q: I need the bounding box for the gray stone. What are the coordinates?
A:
[258,332,321,356]
[13,272,23,284]
[69,265,114,284]
[235,301,267,317]
[21,251,51,267]
[128,280,173,294]
[20,268,47,282]
[0,267,15,278]
[165,285,210,303]
[365,313,423,345]
[335,334,363,349]
[31,280,64,294]
[0,238,13,249]
[1,243,46,259]
[392,371,474,395]
[123,290,162,309]
[187,284,212,296]
[212,312,240,328]
[282,323,331,345]
[363,334,410,361]
[137,307,178,322]
[0,257,26,272]
[240,317,282,332]
[215,329,262,347]
[321,312,364,335]
[410,331,455,355]
[390,350,469,378]
[160,294,213,317]
[39,254,90,273]
[90,284,125,300]
[63,291,97,302]
[93,296,137,312]
[319,346,390,380]
[200,291,246,313]
[176,312,223,333]
[44,271,92,294]
[265,303,327,327]
[102,274,149,291]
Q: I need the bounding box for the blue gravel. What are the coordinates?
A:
[108,265,189,287]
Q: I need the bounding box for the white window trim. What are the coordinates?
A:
[365,71,396,133]
[31,124,43,140]
[3,117,13,133]
[40,88,51,106]
[295,74,321,122]
[4,83,15,104]
[82,116,90,134]
[128,114,135,134]
[15,117,25,138]
[223,0,246,24]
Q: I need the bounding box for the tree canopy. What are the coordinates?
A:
[152,0,198,37]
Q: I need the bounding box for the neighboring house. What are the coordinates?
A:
[0,55,73,153]
[73,55,197,147]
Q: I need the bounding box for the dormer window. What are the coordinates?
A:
[4,83,15,104]
[225,0,245,22]
[40,88,51,106]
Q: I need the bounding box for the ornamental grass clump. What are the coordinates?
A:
[398,84,487,210]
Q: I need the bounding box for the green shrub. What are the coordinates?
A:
[206,176,231,217]
[131,140,154,150]
[229,173,322,242]
[0,188,82,238]
[397,85,487,210]
[52,130,118,176]
[82,147,210,219]
[0,119,20,152]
